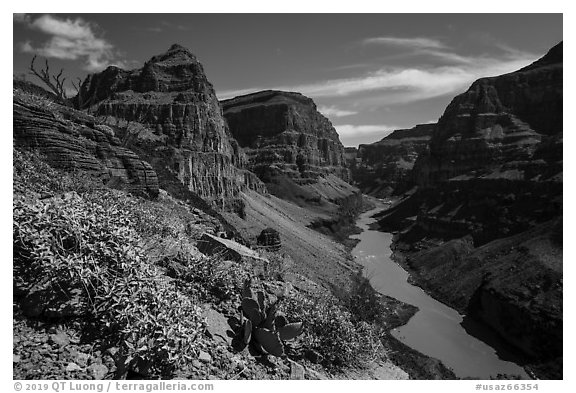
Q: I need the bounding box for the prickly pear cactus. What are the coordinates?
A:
[238,279,303,357]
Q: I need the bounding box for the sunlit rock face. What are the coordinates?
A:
[78,44,266,208]
[221,90,350,186]
[413,42,562,189]
[380,42,563,245]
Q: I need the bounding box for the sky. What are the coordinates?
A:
[13,13,562,147]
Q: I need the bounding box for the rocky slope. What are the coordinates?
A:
[77,44,266,209]
[375,42,563,378]
[221,91,352,204]
[350,124,435,197]
[13,81,159,197]
[399,218,562,378]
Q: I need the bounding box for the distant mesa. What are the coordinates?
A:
[221,90,350,185]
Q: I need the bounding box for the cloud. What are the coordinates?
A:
[145,27,164,33]
[362,36,447,50]
[318,105,358,118]
[334,124,399,137]
[218,51,536,105]
[16,14,121,71]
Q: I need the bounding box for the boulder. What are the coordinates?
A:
[256,228,281,251]
[202,308,234,346]
[197,233,268,264]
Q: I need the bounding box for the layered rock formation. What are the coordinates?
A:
[222,91,350,186]
[13,81,159,196]
[350,124,435,197]
[376,42,563,378]
[77,44,266,208]
[379,42,562,244]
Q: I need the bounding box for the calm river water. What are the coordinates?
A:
[351,206,529,379]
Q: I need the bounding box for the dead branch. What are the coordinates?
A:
[29,55,69,104]
[71,77,83,109]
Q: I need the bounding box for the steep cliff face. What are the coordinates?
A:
[350,124,435,197]
[78,44,266,208]
[13,81,159,196]
[376,43,563,378]
[413,42,562,188]
[380,42,563,245]
[222,91,350,185]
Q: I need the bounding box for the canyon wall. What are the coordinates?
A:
[78,44,266,208]
[350,124,435,197]
[221,90,356,207]
[376,42,563,378]
[13,81,159,197]
[222,90,349,184]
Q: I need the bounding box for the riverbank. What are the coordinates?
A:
[392,237,562,379]
[290,194,456,379]
[341,200,458,379]
[351,204,534,379]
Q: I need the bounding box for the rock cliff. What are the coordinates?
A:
[77,44,266,208]
[350,124,435,197]
[379,42,562,245]
[375,42,563,378]
[13,81,159,196]
[222,90,350,185]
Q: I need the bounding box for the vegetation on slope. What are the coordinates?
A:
[13,148,405,379]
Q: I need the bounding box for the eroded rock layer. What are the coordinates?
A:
[221,90,350,186]
[380,42,563,245]
[13,82,159,196]
[376,42,563,377]
[350,124,435,197]
[78,44,266,207]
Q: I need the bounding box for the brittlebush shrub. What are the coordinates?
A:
[280,293,382,369]
[13,150,206,377]
[159,251,249,302]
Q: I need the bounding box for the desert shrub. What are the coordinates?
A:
[344,272,389,325]
[13,188,205,377]
[159,252,249,302]
[13,149,104,196]
[257,251,294,281]
[280,292,382,369]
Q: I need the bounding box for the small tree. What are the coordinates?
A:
[29,55,70,105]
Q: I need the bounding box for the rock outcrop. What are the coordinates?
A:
[77,44,266,208]
[13,81,159,196]
[221,90,350,185]
[379,42,562,245]
[401,218,562,379]
[375,42,563,378]
[413,42,562,189]
[350,124,435,197]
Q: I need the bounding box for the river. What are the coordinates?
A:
[351,206,529,379]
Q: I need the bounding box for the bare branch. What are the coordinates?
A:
[29,55,70,105]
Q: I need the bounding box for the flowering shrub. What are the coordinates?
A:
[281,293,382,368]
[13,150,206,377]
